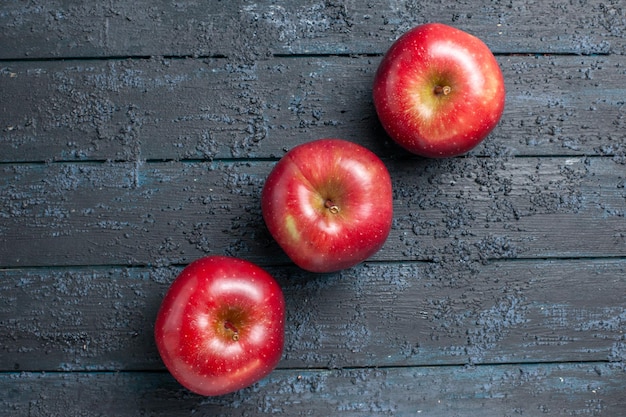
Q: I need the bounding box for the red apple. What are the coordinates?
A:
[154,255,285,396]
[373,22,506,158]
[261,138,393,273]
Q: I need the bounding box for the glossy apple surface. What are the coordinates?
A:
[261,138,393,273]
[154,256,285,396]
[373,22,506,158]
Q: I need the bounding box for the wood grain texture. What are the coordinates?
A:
[2,363,624,416]
[1,157,625,268]
[1,259,624,372]
[2,55,625,163]
[0,0,623,59]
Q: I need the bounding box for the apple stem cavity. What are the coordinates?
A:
[324,199,340,214]
[434,85,452,96]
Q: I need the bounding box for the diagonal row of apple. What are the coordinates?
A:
[154,23,505,397]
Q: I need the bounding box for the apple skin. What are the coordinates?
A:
[154,255,285,396]
[261,138,393,273]
[373,22,506,158]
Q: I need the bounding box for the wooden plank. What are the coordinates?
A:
[1,157,625,268]
[1,363,624,416]
[1,55,625,163]
[1,259,624,371]
[0,0,622,60]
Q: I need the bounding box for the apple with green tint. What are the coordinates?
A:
[154,255,285,396]
[373,23,506,158]
[261,138,393,273]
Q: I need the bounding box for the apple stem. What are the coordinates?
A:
[224,321,239,341]
[325,199,340,214]
[434,85,452,96]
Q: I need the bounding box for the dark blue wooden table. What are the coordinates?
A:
[1,1,625,415]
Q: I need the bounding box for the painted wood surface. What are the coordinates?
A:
[1,0,624,58]
[1,0,625,416]
[1,259,625,372]
[2,157,626,267]
[1,363,623,416]
[2,55,625,163]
